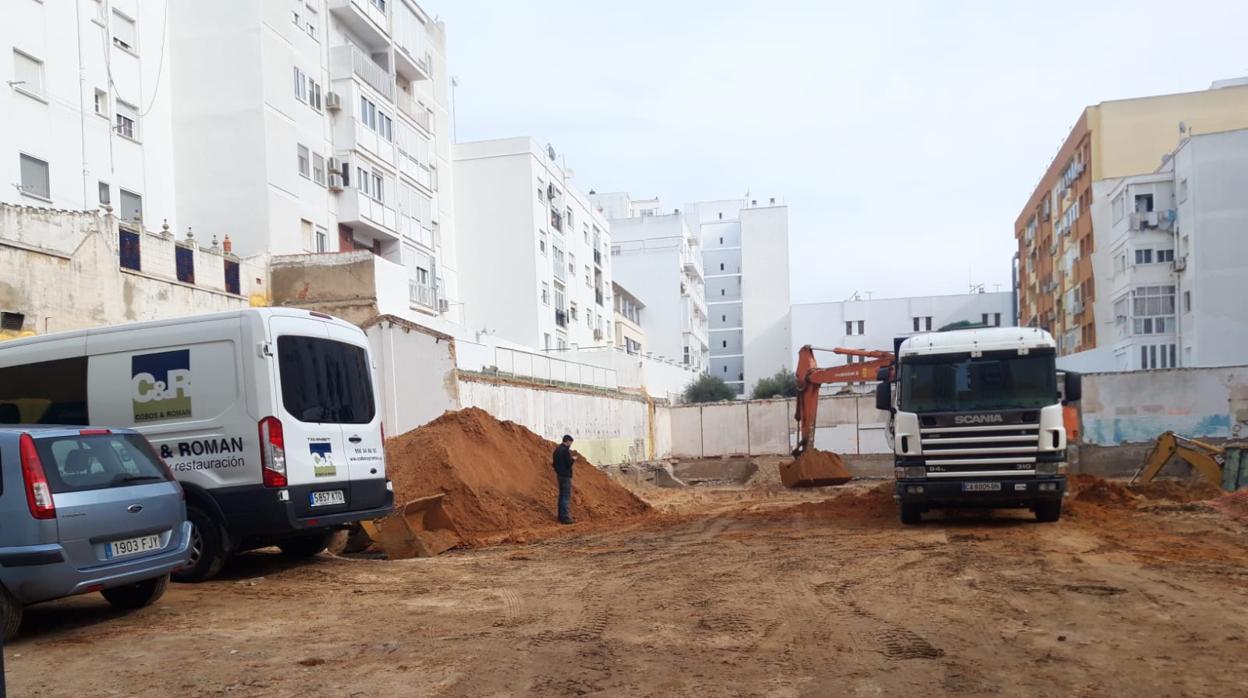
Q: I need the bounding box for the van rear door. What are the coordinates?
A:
[323,323,386,488]
[269,317,353,515]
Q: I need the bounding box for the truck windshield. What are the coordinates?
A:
[277,336,376,424]
[900,353,1056,412]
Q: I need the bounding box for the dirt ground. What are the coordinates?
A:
[8,478,1248,697]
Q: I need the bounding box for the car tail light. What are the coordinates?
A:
[19,434,56,520]
[259,417,287,488]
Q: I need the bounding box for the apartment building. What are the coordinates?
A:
[688,198,791,396]
[612,281,645,355]
[453,138,613,351]
[1014,79,1248,357]
[1077,128,1248,372]
[791,292,1015,360]
[593,193,709,371]
[3,0,458,323]
[3,0,175,228]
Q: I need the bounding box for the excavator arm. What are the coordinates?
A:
[1131,431,1224,487]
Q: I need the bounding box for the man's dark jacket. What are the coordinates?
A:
[553,443,574,478]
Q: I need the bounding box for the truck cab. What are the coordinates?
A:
[877,327,1081,524]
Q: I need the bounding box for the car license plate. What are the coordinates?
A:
[309,490,345,507]
[962,482,1002,492]
[106,533,162,559]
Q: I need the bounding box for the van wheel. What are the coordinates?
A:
[899,503,923,525]
[1034,499,1063,523]
[101,574,169,610]
[278,531,333,559]
[174,507,227,583]
[1,585,23,641]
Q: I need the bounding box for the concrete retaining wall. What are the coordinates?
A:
[670,393,890,458]
[1080,365,1248,446]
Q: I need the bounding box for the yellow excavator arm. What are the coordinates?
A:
[1131,431,1224,487]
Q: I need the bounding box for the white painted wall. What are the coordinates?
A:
[1080,365,1248,445]
[365,316,459,437]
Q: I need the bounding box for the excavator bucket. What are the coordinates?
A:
[359,493,461,559]
[781,449,853,488]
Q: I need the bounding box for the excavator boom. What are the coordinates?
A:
[1131,431,1225,487]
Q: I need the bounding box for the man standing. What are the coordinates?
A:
[552,434,575,524]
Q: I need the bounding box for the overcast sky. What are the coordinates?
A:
[423,0,1248,304]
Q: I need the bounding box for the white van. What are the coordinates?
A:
[0,308,393,581]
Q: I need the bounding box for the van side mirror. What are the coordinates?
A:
[875,380,891,411]
[1063,371,1082,404]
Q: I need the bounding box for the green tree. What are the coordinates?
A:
[682,374,737,403]
[938,320,979,331]
[750,369,798,399]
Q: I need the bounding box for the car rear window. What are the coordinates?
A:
[34,434,172,494]
[277,336,376,424]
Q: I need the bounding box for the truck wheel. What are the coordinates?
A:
[1,585,23,641]
[101,574,169,610]
[174,506,227,583]
[278,531,333,559]
[899,503,923,525]
[1034,499,1063,523]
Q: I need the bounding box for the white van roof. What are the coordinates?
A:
[899,327,1056,358]
[0,308,362,350]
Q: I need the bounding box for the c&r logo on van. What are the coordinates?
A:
[132,350,192,423]
[309,441,338,478]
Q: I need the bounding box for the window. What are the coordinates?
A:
[541,282,550,306]
[115,100,138,140]
[18,154,50,200]
[34,433,173,494]
[845,321,863,336]
[378,112,393,141]
[312,153,326,185]
[1134,193,1154,213]
[294,67,308,102]
[277,336,376,424]
[857,320,865,335]
[1135,249,1153,265]
[94,88,108,116]
[301,219,314,250]
[1183,290,1191,313]
[119,189,142,224]
[119,228,140,271]
[537,186,544,203]
[371,172,383,202]
[297,144,310,178]
[360,96,377,130]
[1132,285,1176,335]
[544,334,551,351]
[224,259,241,295]
[370,0,385,11]
[1156,249,1174,264]
[0,357,89,425]
[98,181,110,205]
[111,11,137,52]
[912,316,932,332]
[12,50,43,100]
[538,230,547,254]
[175,245,195,284]
[994,313,1002,327]
[1179,179,1189,203]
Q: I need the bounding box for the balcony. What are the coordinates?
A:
[330,44,394,101]
[1130,210,1175,232]
[328,0,390,50]
[394,44,432,82]
[409,281,436,310]
[338,189,399,241]
[397,95,432,132]
[552,255,566,282]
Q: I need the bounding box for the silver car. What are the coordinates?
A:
[0,426,192,640]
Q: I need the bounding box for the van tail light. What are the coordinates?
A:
[19,434,56,520]
[258,417,287,488]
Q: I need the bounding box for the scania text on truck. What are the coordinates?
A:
[875,327,1081,524]
[0,309,394,581]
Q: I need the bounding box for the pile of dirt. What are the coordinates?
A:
[742,482,897,522]
[1132,479,1224,503]
[384,408,651,546]
[1205,489,1248,524]
[1068,474,1142,508]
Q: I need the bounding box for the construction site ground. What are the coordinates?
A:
[8,475,1248,697]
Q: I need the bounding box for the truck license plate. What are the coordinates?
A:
[962,482,1002,492]
[310,490,345,507]
[106,533,162,559]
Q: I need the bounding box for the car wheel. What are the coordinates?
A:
[101,574,169,610]
[173,506,227,583]
[278,531,333,559]
[1034,499,1063,523]
[899,503,923,525]
[1,585,23,641]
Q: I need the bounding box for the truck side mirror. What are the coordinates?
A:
[875,367,890,382]
[875,380,891,411]
[1064,371,1082,404]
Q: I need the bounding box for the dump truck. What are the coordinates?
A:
[876,327,1080,524]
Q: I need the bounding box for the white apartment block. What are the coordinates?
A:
[4,0,175,228]
[612,281,645,355]
[593,193,709,371]
[1079,128,1248,372]
[3,0,458,321]
[689,198,792,396]
[453,138,613,352]
[791,292,1015,362]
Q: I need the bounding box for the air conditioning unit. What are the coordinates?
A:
[1174,255,1187,272]
[327,172,344,191]
[327,156,342,174]
[325,92,341,111]
[438,298,450,313]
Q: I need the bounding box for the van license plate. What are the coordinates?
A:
[106,534,162,559]
[310,490,345,507]
[962,482,1002,492]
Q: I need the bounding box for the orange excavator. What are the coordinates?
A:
[781,344,895,488]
